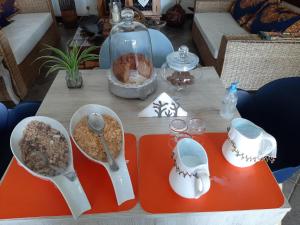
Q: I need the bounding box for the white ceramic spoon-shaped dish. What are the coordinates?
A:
[10,116,91,219]
[69,104,135,205]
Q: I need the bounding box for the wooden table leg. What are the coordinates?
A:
[0,58,20,104]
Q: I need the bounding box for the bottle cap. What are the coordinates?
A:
[229,82,238,93]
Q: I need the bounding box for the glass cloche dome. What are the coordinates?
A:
[108,8,157,99]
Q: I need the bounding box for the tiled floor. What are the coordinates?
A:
[282,172,300,225]
[25,17,299,225]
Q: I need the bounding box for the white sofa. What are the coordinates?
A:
[0,0,59,101]
[2,13,53,65]
[192,0,300,90]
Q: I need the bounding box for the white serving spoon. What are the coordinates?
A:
[87,113,119,171]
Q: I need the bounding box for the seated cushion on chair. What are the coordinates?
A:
[246,3,300,33]
[194,13,249,59]
[231,0,271,25]
[2,13,53,64]
[243,78,300,171]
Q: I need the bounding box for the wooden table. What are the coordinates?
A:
[1,67,290,225]
[38,67,233,136]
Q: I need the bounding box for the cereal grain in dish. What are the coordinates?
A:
[20,121,69,177]
[73,114,122,162]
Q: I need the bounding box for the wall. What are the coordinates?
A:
[51,0,99,16]
[51,0,195,16]
[161,0,195,14]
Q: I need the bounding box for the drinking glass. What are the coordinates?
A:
[168,118,190,147]
[187,117,206,135]
[168,117,206,148]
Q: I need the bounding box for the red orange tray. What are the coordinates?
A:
[138,133,284,214]
[0,134,138,219]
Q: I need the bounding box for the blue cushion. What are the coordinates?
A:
[246,3,300,33]
[0,12,9,27]
[0,101,40,178]
[0,0,16,28]
[273,166,300,183]
[1,0,17,18]
[237,77,300,168]
[237,78,300,182]
[7,101,40,131]
[231,0,269,25]
[0,103,8,133]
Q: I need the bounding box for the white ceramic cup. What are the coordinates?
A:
[222,118,277,167]
[169,138,210,199]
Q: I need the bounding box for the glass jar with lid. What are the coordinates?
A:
[162,45,199,92]
[108,8,157,99]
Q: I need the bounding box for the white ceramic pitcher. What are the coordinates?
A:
[222,118,277,168]
[169,138,211,199]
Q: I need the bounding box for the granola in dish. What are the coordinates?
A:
[20,121,69,177]
[73,114,122,162]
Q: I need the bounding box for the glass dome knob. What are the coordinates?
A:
[166,45,199,72]
[121,8,134,23]
[178,45,189,61]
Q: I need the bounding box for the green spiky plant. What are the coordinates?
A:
[36,43,99,88]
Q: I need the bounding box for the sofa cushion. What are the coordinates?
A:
[0,0,17,18]
[0,12,9,27]
[282,1,300,14]
[246,3,300,33]
[231,0,270,25]
[2,13,53,64]
[194,13,249,59]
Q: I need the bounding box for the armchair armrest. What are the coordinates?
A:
[16,0,53,13]
[194,0,234,13]
[0,30,27,98]
[219,35,300,90]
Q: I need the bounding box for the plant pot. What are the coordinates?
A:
[66,72,83,89]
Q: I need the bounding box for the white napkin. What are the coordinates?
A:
[138,92,188,118]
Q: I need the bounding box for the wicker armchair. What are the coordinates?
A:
[0,0,59,101]
[192,0,300,90]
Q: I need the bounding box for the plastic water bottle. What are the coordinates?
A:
[220,82,238,120]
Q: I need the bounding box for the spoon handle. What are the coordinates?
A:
[100,135,119,171]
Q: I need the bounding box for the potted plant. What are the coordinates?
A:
[37,44,99,88]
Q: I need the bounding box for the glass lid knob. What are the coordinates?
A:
[178,45,189,61]
[166,45,199,72]
[121,8,134,24]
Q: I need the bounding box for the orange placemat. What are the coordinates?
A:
[139,133,284,214]
[0,134,138,219]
